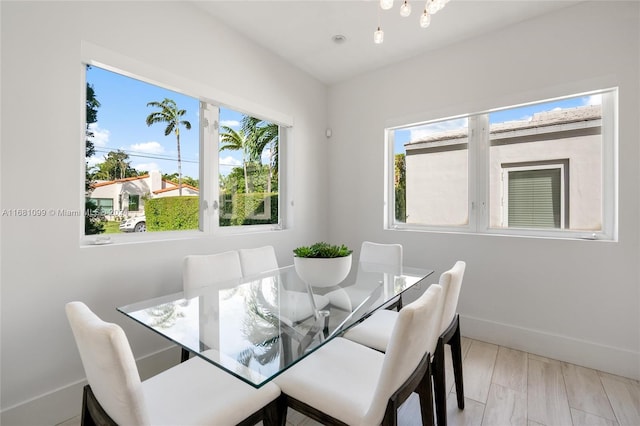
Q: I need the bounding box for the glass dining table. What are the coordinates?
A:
[118,260,434,388]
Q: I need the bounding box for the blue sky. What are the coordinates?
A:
[88,65,601,172]
[87,66,245,179]
[393,93,602,154]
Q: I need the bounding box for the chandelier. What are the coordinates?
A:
[374,0,451,44]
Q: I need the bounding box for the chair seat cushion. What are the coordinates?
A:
[142,354,280,426]
[343,309,398,352]
[275,337,384,425]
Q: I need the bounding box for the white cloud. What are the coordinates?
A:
[219,155,242,167]
[132,162,161,173]
[220,120,240,128]
[88,123,110,147]
[86,155,102,168]
[130,141,165,154]
[584,94,602,106]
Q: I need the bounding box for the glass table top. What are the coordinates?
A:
[118,261,433,387]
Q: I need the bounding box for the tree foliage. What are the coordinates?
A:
[146,98,191,195]
[162,172,199,189]
[241,116,279,173]
[85,70,104,235]
[220,114,279,196]
[92,150,143,181]
[395,153,406,222]
[220,126,253,193]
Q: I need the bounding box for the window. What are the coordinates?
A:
[388,89,616,239]
[128,194,140,212]
[396,117,469,227]
[84,63,285,239]
[502,163,565,229]
[87,198,113,215]
[218,107,279,227]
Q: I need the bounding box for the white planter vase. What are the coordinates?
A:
[294,254,352,287]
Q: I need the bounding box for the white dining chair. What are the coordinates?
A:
[343,260,466,426]
[181,250,244,361]
[326,241,403,312]
[65,301,281,426]
[274,284,444,426]
[360,241,403,266]
[183,250,243,292]
[239,245,331,324]
[238,245,280,277]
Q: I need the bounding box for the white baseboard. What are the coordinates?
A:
[460,314,640,380]
[1,346,180,426]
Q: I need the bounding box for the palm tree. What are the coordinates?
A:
[220,126,252,193]
[145,98,191,196]
[220,116,279,194]
[241,116,279,171]
[240,116,279,193]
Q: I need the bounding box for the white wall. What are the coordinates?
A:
[0,1,328,424]
[328,1,639,379]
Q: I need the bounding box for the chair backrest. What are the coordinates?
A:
[182,250,243,292]
[360,241,403,267]
[438,261,466,334]
[238,246,279,277]
[364,284,444,424]
[65,301,150,426]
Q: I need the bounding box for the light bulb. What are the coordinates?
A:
[429,0,446,14]
[380,0,394,10]
[374,27,384,44]
[400,1,412,17]
[426,0,439,14]
[420,9,431,28]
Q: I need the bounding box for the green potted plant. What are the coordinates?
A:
[293,242,353,287]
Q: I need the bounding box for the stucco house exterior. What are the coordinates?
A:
[87,170,199,220]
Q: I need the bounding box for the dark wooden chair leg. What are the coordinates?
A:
[180,347,190,363]
[381,399,399,426]
[417,363,435,426]
[81,386,96,426]
[433,339,447,426]
[82,385,116,426]
[449,316,465,409]
[262,396,285,426]
[276,394,288,426]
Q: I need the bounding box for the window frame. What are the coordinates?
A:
[81,42,292,246]
[127,194,140,212]
[87,198,114,215]
[501,163,566,230]
[385,88,618,241]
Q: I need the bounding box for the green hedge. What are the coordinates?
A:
[145,196,199,231]
[144,194,278,230]
[220,193,278,226]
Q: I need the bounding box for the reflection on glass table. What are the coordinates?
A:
[118,262,433,387]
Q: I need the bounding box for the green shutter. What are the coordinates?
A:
[508,169,561,228]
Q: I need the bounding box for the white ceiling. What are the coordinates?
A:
[192,1,583,85]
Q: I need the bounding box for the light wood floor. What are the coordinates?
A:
[58,337,640,426]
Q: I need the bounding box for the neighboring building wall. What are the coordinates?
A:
[405,106,602,230]
[488,129,602,230]
[406,137,469,226]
